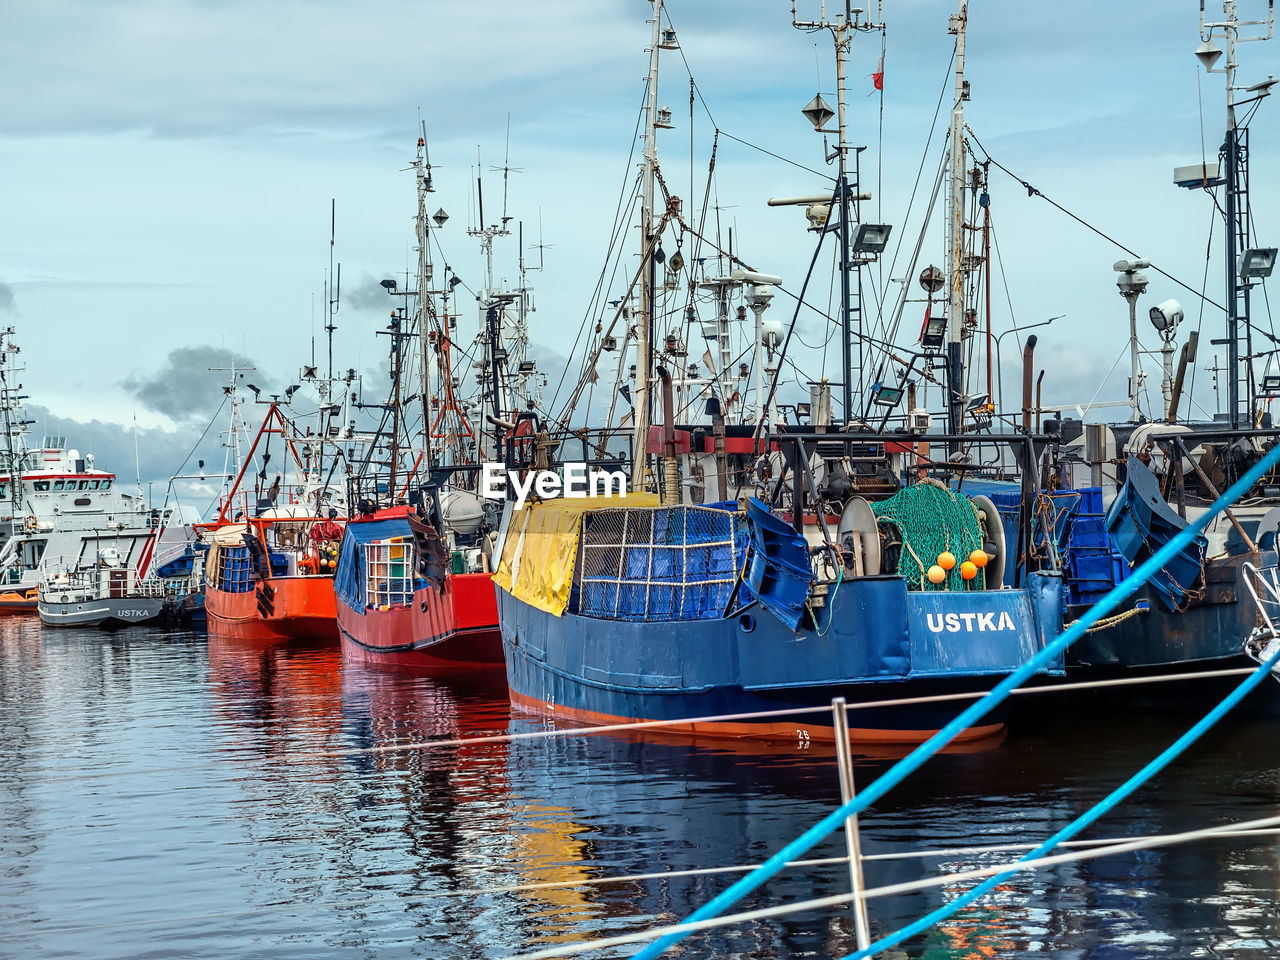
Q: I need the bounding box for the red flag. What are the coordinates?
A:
[917,302,931,342]
[872,56,884,91]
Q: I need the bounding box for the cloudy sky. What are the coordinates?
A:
[1,1,1276,501]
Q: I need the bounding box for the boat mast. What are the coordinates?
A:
[791,2,881,425]
[633,0,664,491]
[945,0,968,437]
[0,328,28,525]
[1199,0,1275,428]
[414,130,435,465]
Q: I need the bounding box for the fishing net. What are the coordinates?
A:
[871,479,986,591]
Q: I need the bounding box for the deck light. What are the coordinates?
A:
[853,223,893,254]
[922,315,947,349]
[1241,247,1277,279]
[870,382,903,407]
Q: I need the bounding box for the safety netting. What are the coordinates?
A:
[575,504,750,621]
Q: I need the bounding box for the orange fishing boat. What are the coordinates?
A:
[202,517,341,642]
[198,401,350,644]
[0,586,38,613]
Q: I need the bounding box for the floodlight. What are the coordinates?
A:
[380,279,397,291]
[870,382,903,407]
[921,315,947,349]
[1263,374,1280,394]
[853,223,893,254]
[1149,298,1184,334]
[1241,247,1277,279]
[795,402,812,419]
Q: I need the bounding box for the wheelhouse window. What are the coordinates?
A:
[79,480,90,490]
[33,481,49,492]
[88,480,100,490]
[100,479,112,490]
[53,481,64,491]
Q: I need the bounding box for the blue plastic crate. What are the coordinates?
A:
[1069,517,1112,550]
[1075,487,1104,515]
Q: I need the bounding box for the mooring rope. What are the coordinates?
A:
[841,636,1280,959]
[16,825,1280,942]
[26,666,1262,787]
[507,812,1280,960]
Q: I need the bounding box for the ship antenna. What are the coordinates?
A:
[476,148,485,231]
[327,199,340,382]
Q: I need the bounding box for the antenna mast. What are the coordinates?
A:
[945,0,968,438]
[633,0,665,490]
[414,125,435,463]
[327,199,340,383]
[1199,0,1275,428]
[792,1,884,426]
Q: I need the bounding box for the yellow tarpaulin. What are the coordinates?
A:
[493,493,659,617]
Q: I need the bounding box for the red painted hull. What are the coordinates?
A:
[338,572,503,670]
[206,576,339,643]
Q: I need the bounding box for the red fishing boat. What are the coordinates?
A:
[333,500,502,670]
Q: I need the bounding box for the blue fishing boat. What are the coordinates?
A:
[494,456,1065,743]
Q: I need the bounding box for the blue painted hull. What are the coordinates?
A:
[498,572,1066,742]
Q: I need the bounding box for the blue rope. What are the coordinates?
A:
[843,639,1280,958]
[632,442,1280,960]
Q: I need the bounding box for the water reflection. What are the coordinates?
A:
[4,622,1280,958]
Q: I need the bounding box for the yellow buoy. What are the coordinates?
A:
[937,551,956,571]
[970,549,989,568]
[960,560,978,581]
[927,565,947,585]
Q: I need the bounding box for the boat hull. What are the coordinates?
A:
[205,576,338,642]
[337,572,503,670]
[497,572,1065,744]
[38,596,168,628]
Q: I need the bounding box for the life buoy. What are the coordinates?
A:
[24,515,38,532]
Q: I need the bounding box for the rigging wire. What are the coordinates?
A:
[967,127,1226,314]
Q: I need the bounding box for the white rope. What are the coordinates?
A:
[31,666,1258,785]
[505,812,1280,960]
[8,857,853,939]
[14,822,1280,941]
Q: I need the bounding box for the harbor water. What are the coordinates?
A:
[3,617,1280,959]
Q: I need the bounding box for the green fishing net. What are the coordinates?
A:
[871,480,987,591]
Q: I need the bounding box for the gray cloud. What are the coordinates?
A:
[0,281,15,314]
[346,273,397,312]
[122,345,274,422]
[24,403,218,499]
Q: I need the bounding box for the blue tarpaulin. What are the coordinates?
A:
[744,497,812,630]
[334,517,419,611]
